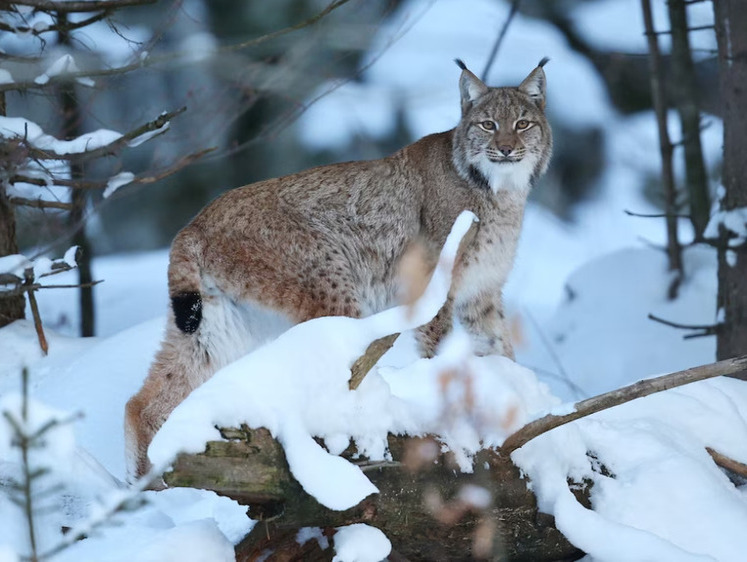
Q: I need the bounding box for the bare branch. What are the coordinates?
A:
[706,447,747,480]
[501,355,747,455]
[9,196,74,210]
[221,0,352,54]
[0,10,111,36]
[647,313,719,339]
[349,334,400,390]
[6,0,156,14]
[481,0,522,81]
[624,209,689,219]
[0,0,353,93]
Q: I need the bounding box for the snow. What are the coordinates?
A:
[150,212,477,509]
[0,116,122,156]
[1,0,745,559]
[332,524,391,562]
[103,171,135,199]
[34,54,94,87]
[0,69,13,85]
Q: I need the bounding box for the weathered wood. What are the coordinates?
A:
[349,334,400,390]
[165,431,581,561]
[502,355,747,454]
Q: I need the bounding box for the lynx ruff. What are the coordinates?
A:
[126,59,553,478]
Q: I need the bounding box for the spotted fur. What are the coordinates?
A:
[125,60,553,479]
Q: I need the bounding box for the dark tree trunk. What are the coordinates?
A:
[58,14,95,337]
[714,0,747,378]
[0,92,26,328]
[668,0,710,241]
[641,0,683,298]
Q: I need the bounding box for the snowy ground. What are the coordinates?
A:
[3,0,746,560]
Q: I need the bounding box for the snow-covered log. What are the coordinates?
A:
[164,428,581,561]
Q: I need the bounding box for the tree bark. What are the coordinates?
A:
[164,429,582,561]
[0,91,27,328]
[641,0,683,297]
[58,13,95,337]
[714,0,747,378]
[668,0,710,241]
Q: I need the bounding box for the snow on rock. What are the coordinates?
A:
[0,69,13,85]
[150,212,478,510]
[332,524,391,562]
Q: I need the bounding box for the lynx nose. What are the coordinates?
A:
[498,145,513,156]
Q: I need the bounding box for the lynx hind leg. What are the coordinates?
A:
[125,324,206,480]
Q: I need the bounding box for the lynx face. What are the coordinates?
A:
[453,60,552,194]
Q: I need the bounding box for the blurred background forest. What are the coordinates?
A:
[2,0,720,249]
[1,0,725,394]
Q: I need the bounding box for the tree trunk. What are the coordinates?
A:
[58,14,95,337]
[164,428,583,561]
[0,91,26,328]
[668,0,710,241]
[714,0,747,378]
[641,0,683,298]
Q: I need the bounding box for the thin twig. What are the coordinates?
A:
[480,0,522,81]
[523,308,585,399]
[9,197,74,211]
[26,287,48,355]
[501,355,747,454]
[624,209,689,219]
[647,313,719,338]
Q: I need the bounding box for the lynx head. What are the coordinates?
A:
[452,58,552,194]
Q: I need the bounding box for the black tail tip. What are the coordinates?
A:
[172,292,202,334]
[538,56,550,68]
[454,58,467,71]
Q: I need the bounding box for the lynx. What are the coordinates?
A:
[126,59,552,478]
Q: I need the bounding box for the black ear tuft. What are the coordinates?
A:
[172,292,202,334]
[538,57,550,68]
[454,58,467,71]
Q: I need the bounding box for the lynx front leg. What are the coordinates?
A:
[416,297,454,358]
[454,293,513,359]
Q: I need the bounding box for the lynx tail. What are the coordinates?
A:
[167,228,204,334]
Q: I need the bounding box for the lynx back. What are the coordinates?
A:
[125,60,552,479]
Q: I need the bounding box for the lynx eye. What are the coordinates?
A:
[478,120,496,131]
[515,119,531,130]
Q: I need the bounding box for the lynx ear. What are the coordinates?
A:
[518,57,549,110]
[455,59,489,115]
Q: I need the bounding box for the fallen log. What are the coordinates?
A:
[164,427,582,561]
